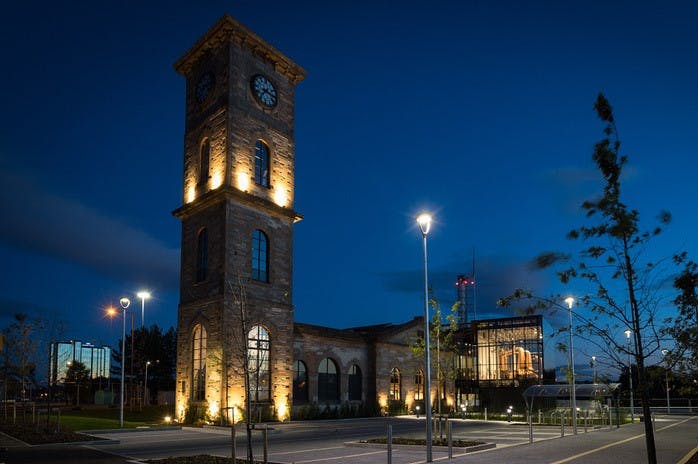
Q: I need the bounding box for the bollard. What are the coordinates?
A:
[584,410,588,433]
[561,413,565,437]
[387,423,392,464]
[448,420,453,459]
[263,425,268,464]
[484,407,488,421]
[538,409,542,425]
[528,413,533,444]
[57,408,61,432]
[652,412,656,432]
[231,421,236,463]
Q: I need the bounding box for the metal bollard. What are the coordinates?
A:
[263,425,268,464]
[387,423,392,464]
[484,407,488,421]
[538,409,542,424]
[448,420,453,459]
[584,411,588,433]
[561,413,565,437]
[528,414,533,444]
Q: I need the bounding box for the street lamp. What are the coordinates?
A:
[416,212,433,463]
[661,349,670,413]
[625,329,634,421]
[118,297,131,428]
[136,291,151,328]
[591,356,597,384]
[564,296,577,435]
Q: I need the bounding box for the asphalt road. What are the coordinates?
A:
[1,414,696,463]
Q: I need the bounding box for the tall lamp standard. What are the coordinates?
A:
[136,291,151,328]
[564,297,577,435]
[625,329,634,422]
[118,297,131,427]
[144,361,151,406]
[661,349,670,414]
[416,213,433,463]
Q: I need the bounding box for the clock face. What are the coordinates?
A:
[251,74,277,108]
[195,72,214,103]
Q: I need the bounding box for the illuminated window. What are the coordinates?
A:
[293,360,308,403]
[389,368,401,401]
[198,139,210,186]
[192,324,207,401]
[251,229,268,282]
[248,325,270,402]
[348,364,362,401]
[196,228,208,282]
[254,140,270,187]
[414,369,424,401]
[318,358,339,402]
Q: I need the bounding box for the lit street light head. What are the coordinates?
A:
[416,213,432,236]
[137,291,151,300]
[119,297,131,309]
[564,296,575,309]
[625,329,632,339]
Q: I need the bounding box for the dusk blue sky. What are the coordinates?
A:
[1,1,697,372]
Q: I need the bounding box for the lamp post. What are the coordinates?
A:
[661,349,670,414]
[564,297,577,435]
[591,356,597,384]
[625,329,634,421]
[416,212,433,462]
[144,361,151,406]
[118,297,131,428]
[136,291,151,328]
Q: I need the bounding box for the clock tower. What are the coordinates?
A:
[172,15,305,422]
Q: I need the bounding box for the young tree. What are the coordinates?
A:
[664,257,698,376]
[65,361,90,406]
[500,94,683,464]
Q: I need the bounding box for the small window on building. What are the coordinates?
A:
[293,360,308,403]
[198,139,210,186]
[348,364,362,401]
[389,367,401,401]
[248,325,270,402]
[192,324,207,401]
[254,140,270,187]
[251,229,268,282]
[414,369,424,401]
[318,358,339,402]
[196,228,208,282]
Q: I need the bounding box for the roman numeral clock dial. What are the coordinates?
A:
[251,74,277,108]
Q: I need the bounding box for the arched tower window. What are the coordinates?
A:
[293,360,308,403]
[248,325,270,402]
[192,324,207,401]
[198,138,210,186]
[348,364,362,401]
[196,228,208,282]
[414,369,424,401]
[318,358,339,402]
[251,229,268,282]
[389,367,401,401]
[254,140,270,188]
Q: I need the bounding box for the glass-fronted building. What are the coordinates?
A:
[49,340,111,384]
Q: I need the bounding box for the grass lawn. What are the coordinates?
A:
[58,404,176,430]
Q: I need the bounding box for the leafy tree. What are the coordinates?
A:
[65,361,90,405]
[499,94,684,464]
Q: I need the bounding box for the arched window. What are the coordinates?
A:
[293,360,308,403]
[254,140,270,187]
[318,358,339,402]
[389,367,401,401]
[196,228,208,282]
[248,325,270,402]
[251,229,268,282]
[192,324,207,401]
[198,139,210,186]
[348,364,362,401]
[414,369,424,401]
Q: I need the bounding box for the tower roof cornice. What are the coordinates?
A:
[174,14,307,85]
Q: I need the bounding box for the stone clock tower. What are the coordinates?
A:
[172,15,305,422]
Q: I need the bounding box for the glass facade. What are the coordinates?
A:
[49,341,111,384]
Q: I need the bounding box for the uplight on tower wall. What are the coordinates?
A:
[416,212,433,462]
[564,296,577,435]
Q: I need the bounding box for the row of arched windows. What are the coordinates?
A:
[388,368,425,402]
[195,228,269,283]
[292,359,363,403]
[197,139,270,188]
[190,323,271,403]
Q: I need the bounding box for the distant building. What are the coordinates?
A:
[49,340,111,384]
